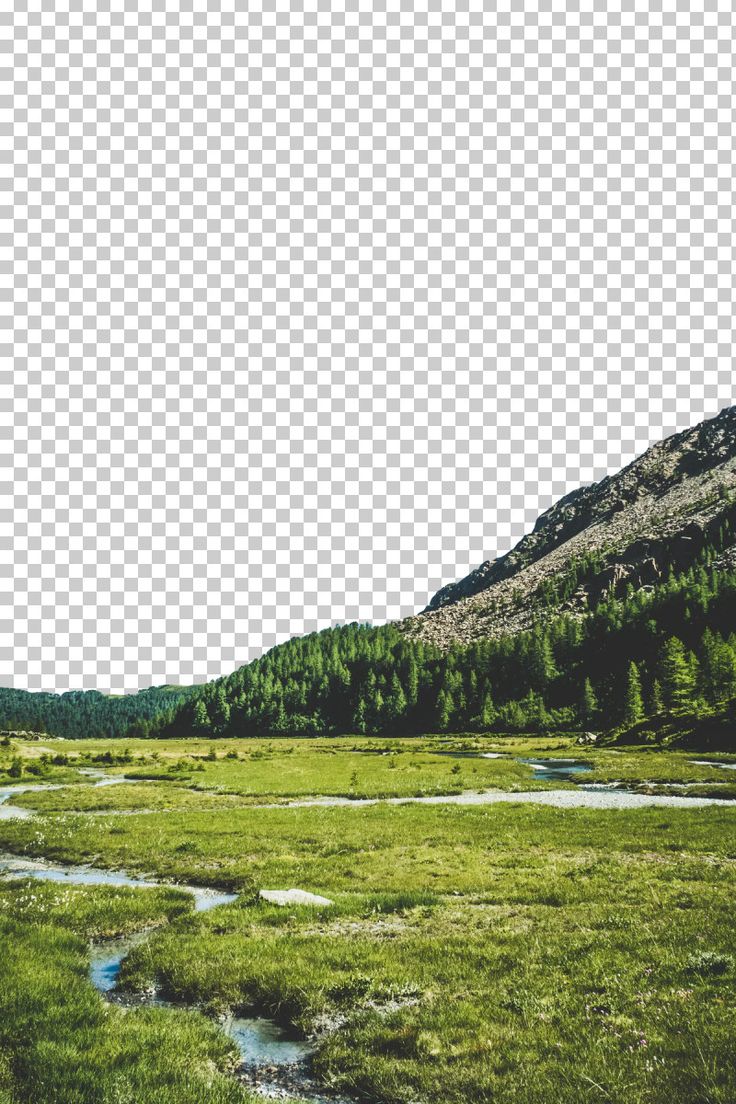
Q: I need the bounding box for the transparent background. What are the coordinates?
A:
[3,1,735,692]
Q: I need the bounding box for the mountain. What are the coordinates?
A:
[399,405,736,649]
[3,405,736,743]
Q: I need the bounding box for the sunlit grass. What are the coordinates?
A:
[1,736,735,1102]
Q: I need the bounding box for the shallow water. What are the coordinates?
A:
[518,757,594,782]
[0,780,68,819]
[265,786,735,811]
[690,759,736,771]
[0,770,128,820]
[2,760,733,1103]
[0,794,34,819]
[224,1015,314,1066]
[0,854,237,911]
[0,847,323,1095]
[89,929,152,992]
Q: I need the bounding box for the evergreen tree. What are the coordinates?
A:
[526,632,558,692]
[384,674,408,726]
[649,678,664,715]
[352,698,367,735]
[480,690,496,729]
[580,678,598,726]
[659,637,695,711]
[700,629,736,703]
[623,661,644,726]
[405,658,419,707]
[192,698,211,736]
[436,689,453,731]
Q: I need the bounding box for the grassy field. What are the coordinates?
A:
[1,734,735,1103]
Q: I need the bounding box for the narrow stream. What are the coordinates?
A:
[0,771,127,819]
[0,851,339,1103]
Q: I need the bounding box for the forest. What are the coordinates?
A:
[0,683,195,742]
[151,558,736,741]
[3,551,736,743]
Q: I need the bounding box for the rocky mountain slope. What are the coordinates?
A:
[399,405,736,650]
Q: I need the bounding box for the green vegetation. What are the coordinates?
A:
[5,734,735,815]
[1,735,735,1102]
[0,884,255,1104]
[0,683,197,741]
[148,562,736,743]
[5,556,736,747]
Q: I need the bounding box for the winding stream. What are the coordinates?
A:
[3,758,736,823]
[0,770,127,819]
[0,851,334,1101]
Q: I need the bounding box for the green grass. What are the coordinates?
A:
[0,885,257,1104]
[1,735,735,1103]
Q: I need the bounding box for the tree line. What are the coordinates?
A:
[145,560,736,740]
[0,685,195,741]
[4,554,736,742]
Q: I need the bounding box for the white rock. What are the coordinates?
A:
[259,888,334,907]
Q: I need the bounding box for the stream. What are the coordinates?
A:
[0,851,338,1102]
[0,769,127,820]
[3,759,736,823]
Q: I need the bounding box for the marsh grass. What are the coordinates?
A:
[0,886,256,1104]
[1,736,735,1103]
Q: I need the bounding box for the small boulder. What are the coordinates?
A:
[577,731,598,745]
[259,888,334,907]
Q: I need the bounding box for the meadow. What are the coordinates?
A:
[0,734,734,1103]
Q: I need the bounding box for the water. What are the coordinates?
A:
[0,848,319,1094]
[691,759,736,771]
[518,757,594,782]
[0,770,127,820]
[224,1015,314,1066]
[0,791,34,819]
[1,759,733,1104]
[89,929,152,992]
[4,760,735,824]
[0,854,237,912]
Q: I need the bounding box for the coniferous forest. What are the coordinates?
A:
[157,558,736,742]
[4,552,736,744]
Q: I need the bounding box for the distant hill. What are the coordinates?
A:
[0,684,199,741]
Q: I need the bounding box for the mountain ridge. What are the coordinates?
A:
[398,404,736,650]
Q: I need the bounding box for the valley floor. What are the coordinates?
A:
[0,734,735,1104]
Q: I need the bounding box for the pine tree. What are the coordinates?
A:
[369,688,384,733]
[649,678,664,715]
[527,632,558,692]
[659,637,694,711]
[384,674,408,726]
[436,689,453,731]
[405,658,419,707]
[480,690,496,729]
[352,698,367,735]
[580,678,598,726]
[700,629,736,703]
[623,661,644,726]
[192,698,211,736]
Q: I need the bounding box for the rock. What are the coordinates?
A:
[402,404,736,650]
[259,889,334,907]
[577,732,598,745]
